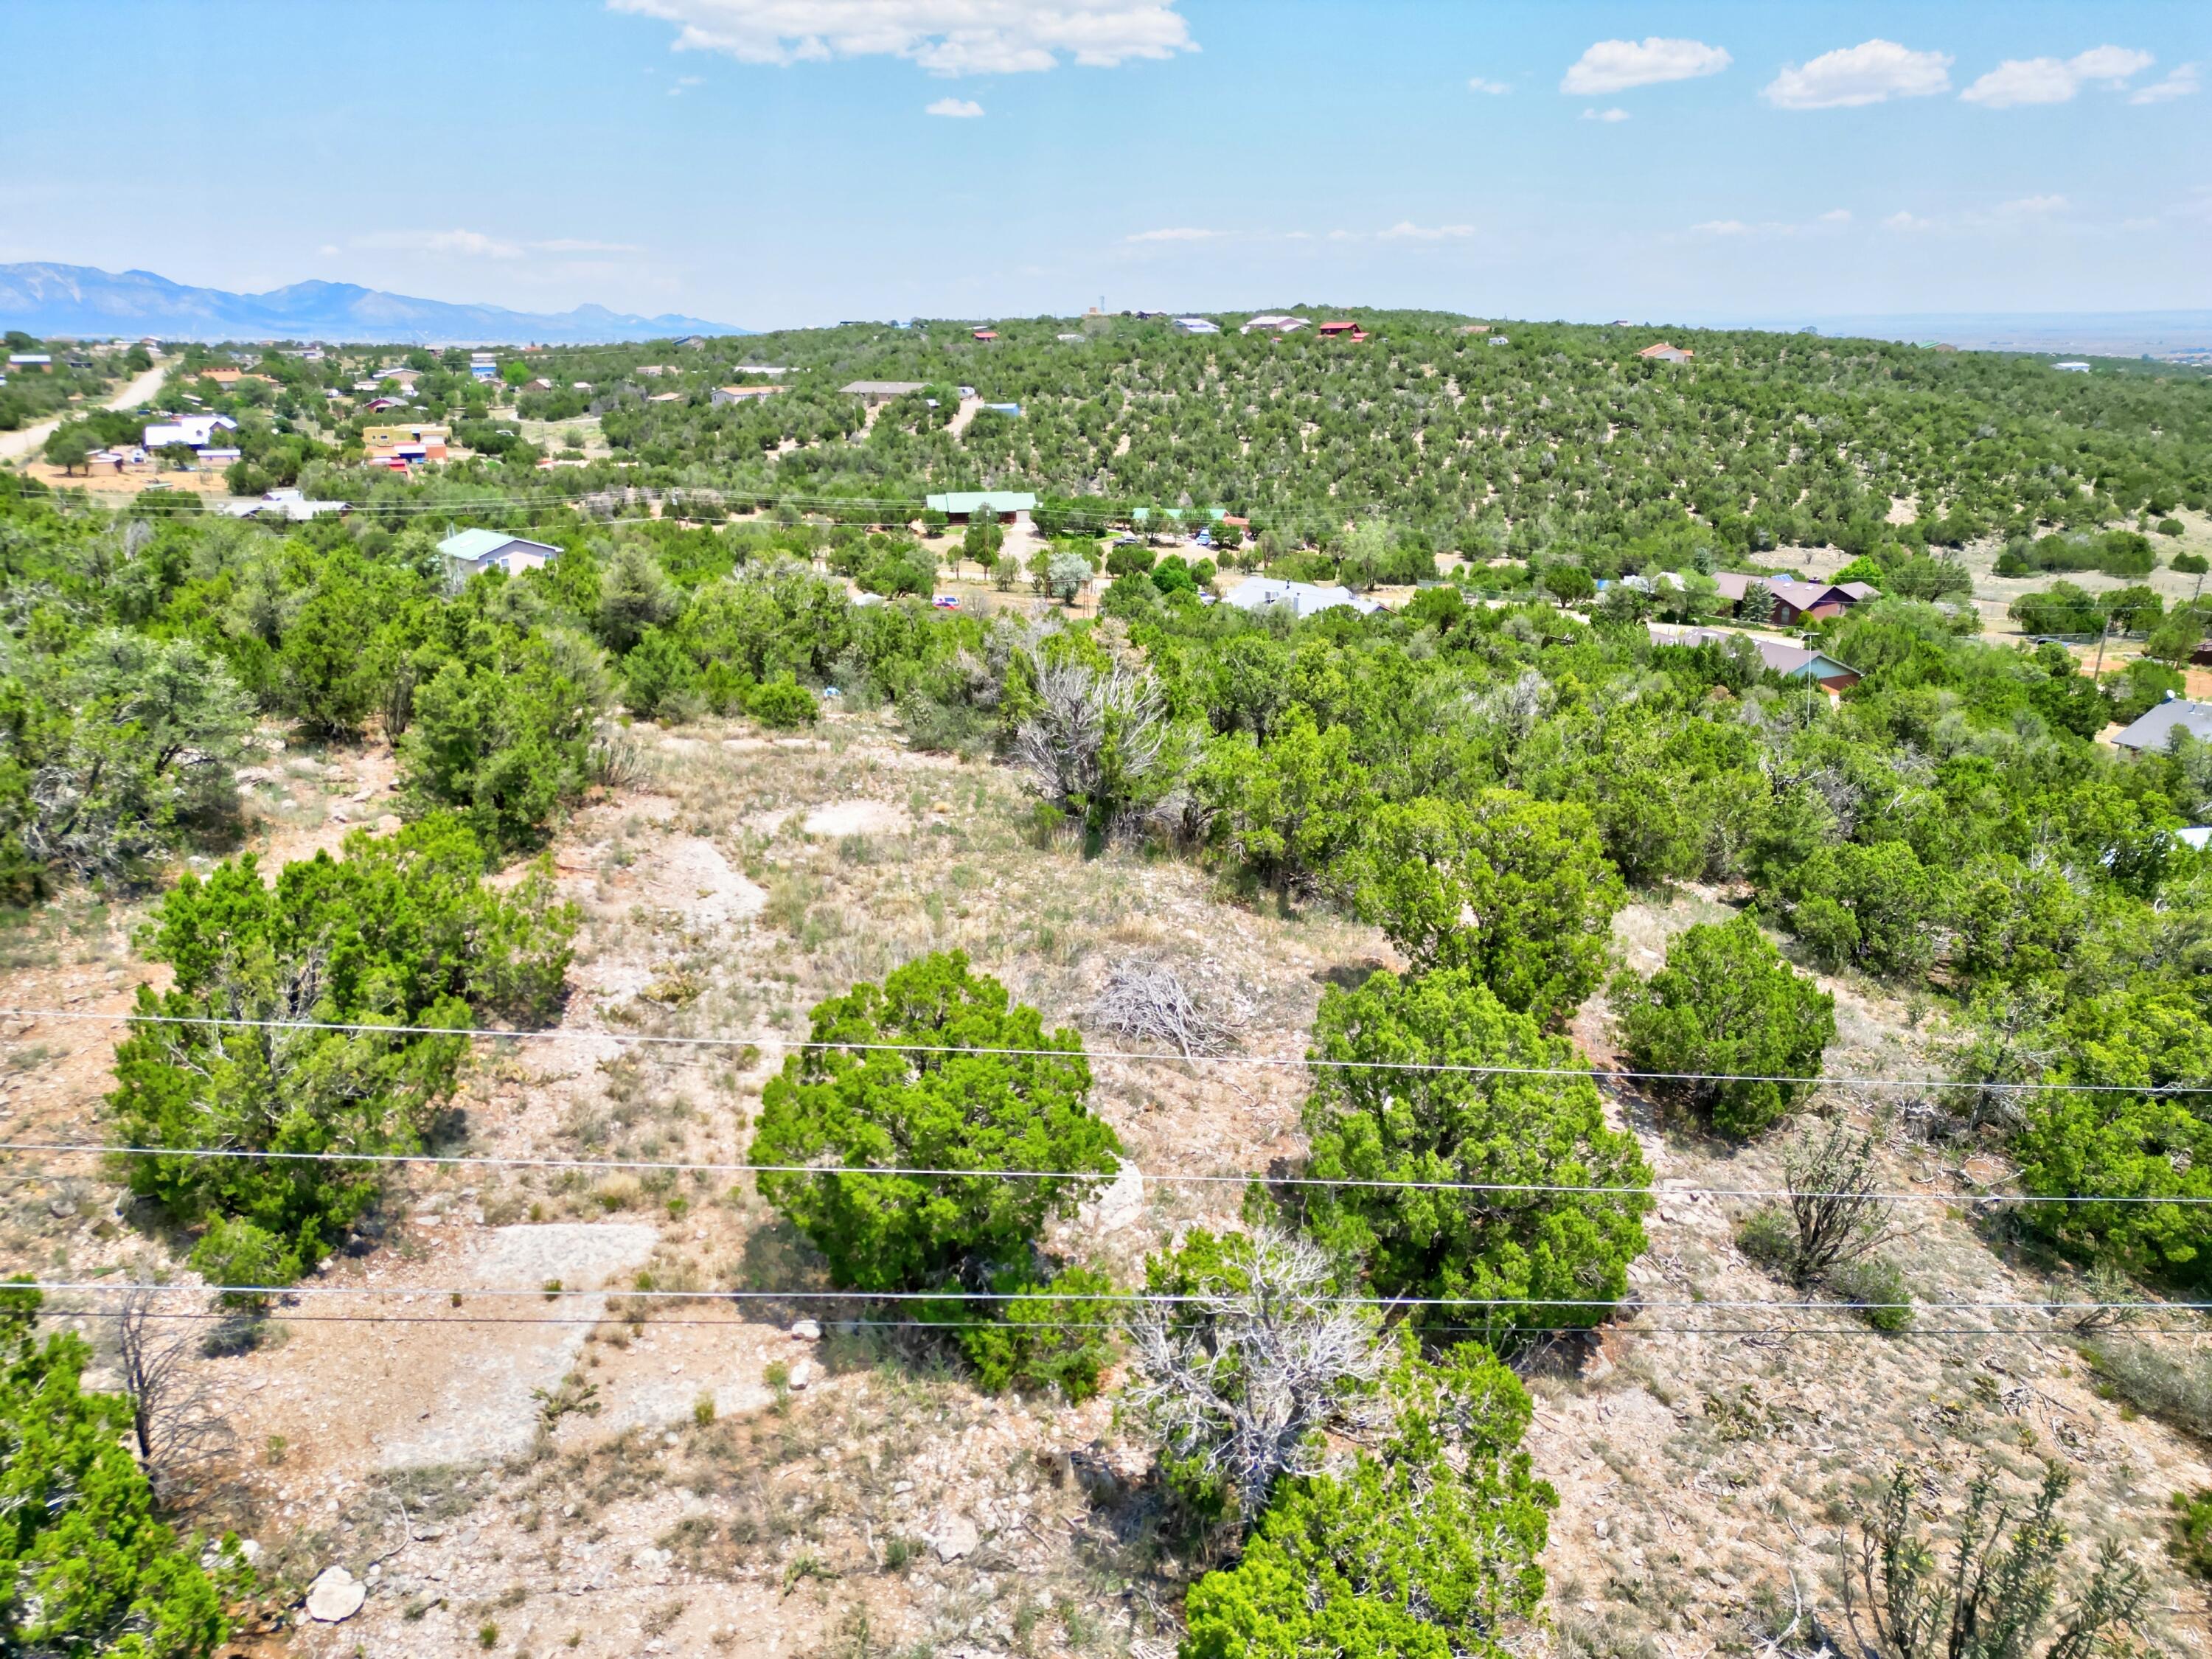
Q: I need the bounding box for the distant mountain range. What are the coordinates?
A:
[1750,310,2212,360]
[0,262,748,344]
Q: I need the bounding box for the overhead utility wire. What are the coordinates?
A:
[30,1306,2163,1340]
[0,1135,2194,1210]
[0,1004,2183,1098]
[18,1280,2210,1315]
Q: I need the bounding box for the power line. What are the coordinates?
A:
[10,1134,2197,1208]
[18,1279,2211,1315]
[27,1305,2180,1340]
[1,1004,2186,1097]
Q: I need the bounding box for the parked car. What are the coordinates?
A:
[932,594,961,609]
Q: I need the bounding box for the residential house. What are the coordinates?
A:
[364,397,408,413]
[223,487,349,523]
[1057,333,1086,343]
[2054,361,2092,373]
[925,490,1037,523]
[1317,321,1359,336]
[1172,317,1220,335]
[1710,572,1879,625]
[647,391,685,403]
[731,365,793,377]
[524,377,555,392]
[7,353,52,372]
[1132,507,1227,529]
[634,364,678,378]
[677,335,709,349]
[372,366,422,388]
[2111,698,2212,751]
[1225,576,1380,620]
[710,384,787,407]
[972,329,999,341]
[841,380,927,406]
[1636,342,1694,363]
[1644,622,1862,690]
[1488,335,1510,346]
[362,424,451,463]
[142,413,239,450]
[1242,314,1308,335]
[438,528,561,579]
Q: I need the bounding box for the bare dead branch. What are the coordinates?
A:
[1090,956,1246,1058]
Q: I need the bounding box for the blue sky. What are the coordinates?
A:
[4,1,2205,328]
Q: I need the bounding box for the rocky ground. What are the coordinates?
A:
[4,706,2210,1657]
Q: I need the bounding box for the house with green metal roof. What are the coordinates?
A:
[924,490,1036,521]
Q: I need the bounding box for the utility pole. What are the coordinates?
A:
[2092,611,2111,681]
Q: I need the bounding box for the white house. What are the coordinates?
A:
[142,413,239,450]
[1241,314,1308,335]
[2053,361,2092,373]
[438,528,561,579]
[1173,317,1220,335]
[1224,576,1381,620]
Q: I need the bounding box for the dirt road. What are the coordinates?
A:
[0,358,172,462]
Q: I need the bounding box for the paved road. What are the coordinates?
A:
[0,358,173,462]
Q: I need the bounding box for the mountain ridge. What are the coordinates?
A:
[0,262,748,344]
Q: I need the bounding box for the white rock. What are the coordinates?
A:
[787,1358,816,1390]
[305,1565,365,1622]
[933,1514,980,1562]
[790,1318,822,1341]
[1085,1158,1145,1233]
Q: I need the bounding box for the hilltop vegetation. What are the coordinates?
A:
[2,310,2211,1652]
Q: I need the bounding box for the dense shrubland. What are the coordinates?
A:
[1,312,2208,1651]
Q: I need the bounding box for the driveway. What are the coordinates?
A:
[0,358,173,462]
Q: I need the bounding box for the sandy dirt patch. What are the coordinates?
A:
[375,1223,661,1469]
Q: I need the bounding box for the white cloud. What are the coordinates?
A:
[1326,229,1357,241]
[353,230,644,260]
[1467,77,1512,94]
[1125,226,1220,242]
[1561,37,1730,94]
[1690,220,1751,236]
[1581,106,1630,122]
[1882,210,1936,232]
[2130,62,2199,104]
[925,96,984,116]
[318,243,340,257]
[609,0,1195,74]
[534,237,644,253]
[1962,46,2153,108]
[1763,40,1952,109]
[1377,221,1474,240]
[1818,207,1853,223]
[358,228,523,258]
[1995,193,2067,216]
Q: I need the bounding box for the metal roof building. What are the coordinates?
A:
[438,528,561,578]
[1224,576,1380,620]
[925,490,1036,519]
[2112,698,2212,751]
